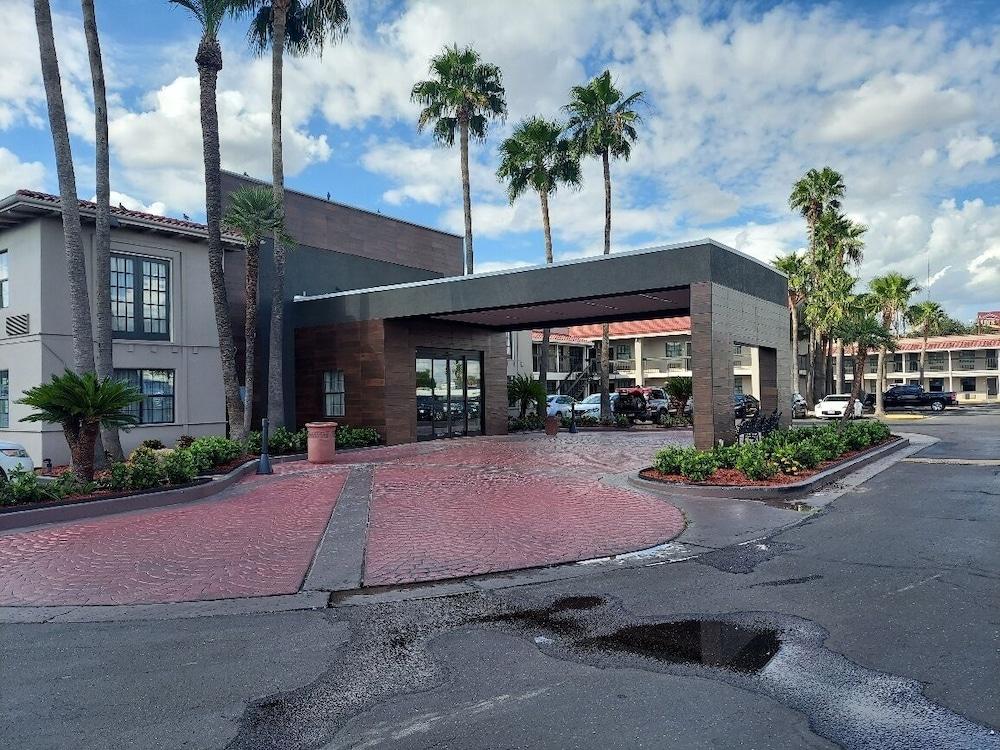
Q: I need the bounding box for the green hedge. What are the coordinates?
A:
[652,421,891,483]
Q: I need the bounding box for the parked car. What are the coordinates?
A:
[613,389,650,424]
[0,441,34,480]
[575,392,618,417]
[815,394,863,420]
[616,387,669,422]
[733,393,760,419]
[546,394,577,418]
[882,384,956,412]
[792,392,808,419]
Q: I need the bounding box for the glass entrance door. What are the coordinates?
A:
[416,350,483,440]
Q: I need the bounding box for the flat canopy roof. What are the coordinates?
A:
[293,239,787,331]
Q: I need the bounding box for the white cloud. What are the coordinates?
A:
[475,259,535,274]
[946,135,996,169]
[0,148,45,195]
[89,191,167,216]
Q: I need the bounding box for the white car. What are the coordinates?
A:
[815,394,862,420]
[0,441,34,480]
[574,393,618,417]
[546,394,578,418]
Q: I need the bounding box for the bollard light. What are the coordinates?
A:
[257,417,273,475]
[569,402,578,434]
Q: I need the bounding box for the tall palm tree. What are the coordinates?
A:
[81,0,123,461]
[772,252,809,398]
[170,0,246,438]
[230,0,349,428]
[496,116,580,391]
[867,272,919,416]
[906,300,947,387]
[412,45,506,277]
[223,186,290,435]
[789,167,846,404]
[34,0,95,375]
[565,70,643,421]
[833,310,894,429]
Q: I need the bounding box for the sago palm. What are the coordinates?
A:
[223,186,292,435]
[18,371,141,482]
[832,312,894,428]
[906,300,947,386]
[867,272,919,415]
[496,116,580,390]
[412,44,507,275]
[564,70,643,421]
[170,0,246,438]
[230,0,349,428]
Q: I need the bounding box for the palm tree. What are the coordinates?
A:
[564,70,643,421]
[412,44,507,276]
[223,186,291,435]
[906,300,947,387]
[833,311,894,429]
[80,0,123,462]
[867,273,920,416]
[789,167,846,404]
[18,371,140,482]
[230,0,349,429]
[772,252,809,399]
[507,374,547,419]
[33,0,95,375]
[496,116,580,391]
[664,376,693,420]
[170,0,246,438]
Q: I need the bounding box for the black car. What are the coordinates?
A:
[734,393,760,419]
[612,390,649,423]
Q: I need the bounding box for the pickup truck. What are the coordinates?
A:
[882,384,956,412]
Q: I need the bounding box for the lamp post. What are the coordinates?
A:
[257,417,273,475]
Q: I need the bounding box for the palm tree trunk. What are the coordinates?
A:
[874,348,886,416]
[789,300,799,396]
[841,346,867,429]
[81,0,122,461]
[243,242,259,436]
[825,336,834,394]
[459,117,474,274]
[806,329,816,407]
[600,148,612,421]
[538,189,553,392]
[265,3,289,429]
[835,341,844,394]
[196,36,245,438]
[35,0,94,376]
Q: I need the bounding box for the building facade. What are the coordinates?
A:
[0,191,228,464]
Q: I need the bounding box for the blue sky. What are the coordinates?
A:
[2,0,999,318]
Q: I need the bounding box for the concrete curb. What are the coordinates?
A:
[630,438,910,499]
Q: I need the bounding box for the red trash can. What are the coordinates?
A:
[306,422,338,463]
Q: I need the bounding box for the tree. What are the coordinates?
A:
[34,0,95,375]
[906,300,947,386]
[170,0,246,438]
[772,252,809,397]
[412,44,507,275]
[81,0,123,462]
[230,0,349,429]
[223,186,291,435]
[18,371,141,482]
[496,116,580,393]
[664,376,693,420]
[867,273,919,416]
[789,168,846,404]
[832,311,894,429]
[565,70,643,421]
[507,374,547,418]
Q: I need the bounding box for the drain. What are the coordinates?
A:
[580,620,781,673]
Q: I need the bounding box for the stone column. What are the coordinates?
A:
[758,346,779,414]
[690,282,736,448]
[634,336,644,386]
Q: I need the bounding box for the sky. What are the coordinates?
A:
[2,0,999,320]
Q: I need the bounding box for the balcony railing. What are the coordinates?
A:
[610,358,636,373]
[642,356,691,373]
[733,355,752,368]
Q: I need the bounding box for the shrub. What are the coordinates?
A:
[770,444,804,476]
[508,414,544,432]
[108,461,131,492]
[125,446,167,490]
[50,470,98,497]
[0,467,60,505]
[812,430,847,461]
[175,435,196,449]
[735,445,778,480]
[336,425,381,449]
[269,426,307,455]
[680,451,717,482]
[187,435,246,474]
[614,414,630,428]
[713,444,742,469]
[139,438,166,450]
[653,445,689,474]
[162,448,197,485]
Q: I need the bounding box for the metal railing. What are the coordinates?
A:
[641,356,692,373]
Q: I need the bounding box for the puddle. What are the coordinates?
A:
[580,620,780,673]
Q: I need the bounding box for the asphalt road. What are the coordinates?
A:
[3,413,999,750]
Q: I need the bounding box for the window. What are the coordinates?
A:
[114,369,174,424]
[665,341,686,358]
[505,332,513,359]
[323,370,345,417]
[0,250,8,308]
[958,351,975,370]
[960,377,977,393]
[616,344,631,358]
[0,370,8,428]
[110,254,170,340]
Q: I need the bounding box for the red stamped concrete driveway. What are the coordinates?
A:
[351,433,688,586]
[0,467,348,606]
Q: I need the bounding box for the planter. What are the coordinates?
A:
[306,422,338,463]
[544,415,560,436]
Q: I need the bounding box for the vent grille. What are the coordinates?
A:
[5,314,29,336]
